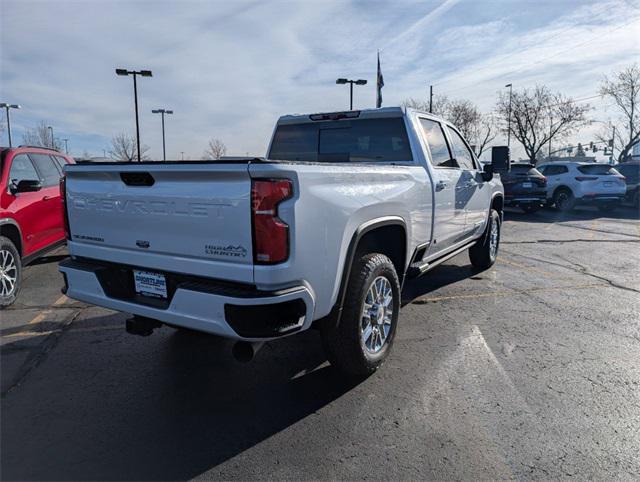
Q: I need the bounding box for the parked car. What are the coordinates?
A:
[0,146,74,307]
[537,162,626,212]
[501,163,547,213]
[59,107,507,376]
[613,161,640,207]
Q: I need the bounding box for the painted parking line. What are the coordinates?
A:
[497,256,556,278]
[412,282,605,304]
[25,294,68,327]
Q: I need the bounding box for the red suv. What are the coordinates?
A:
[0,146,74,307]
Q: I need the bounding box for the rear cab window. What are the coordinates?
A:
[269,117,413,163]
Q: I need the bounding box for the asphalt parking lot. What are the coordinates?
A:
[1,206,639,480]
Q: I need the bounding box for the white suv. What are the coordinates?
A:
[537,162,626,212]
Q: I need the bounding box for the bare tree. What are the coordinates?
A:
[108,132,150,162]
[22,120,61,150]
[202,138,227,160]
[403,96,496,157]
[599,63,640,162]
[496,85,591,163]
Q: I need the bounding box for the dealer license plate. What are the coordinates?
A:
[133,270,167,299]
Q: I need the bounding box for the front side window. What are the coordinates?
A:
[8,154,40,189]
[269,118,413,163]
[29,153,62,186]
[446,127,476,170]
[542,165,567,176]
[419,118,454,168]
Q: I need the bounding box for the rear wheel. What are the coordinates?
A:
[469,209,500,271]
[554,188,575,212]
[0,236,21,308]
[321,253,400,377]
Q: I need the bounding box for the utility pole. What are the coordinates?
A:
[181,151,185,161]
[611,125,616,162]
[0,103,20,148]
[429,85,433,113]
[505,83,513,149]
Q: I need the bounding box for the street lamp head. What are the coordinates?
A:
[355,79,367,85]
[336,78,348,84]
[505,83,512,88]
[10,104,21,109]
[166,110,173,114]
[115,68,129,76]
[152,109,162,113]
[140,70,153,77]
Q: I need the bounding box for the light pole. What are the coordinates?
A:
[62,138,69,154]
[336,78,367,110]
[151,108,173,161]
[116,68,153,162]
[505,83,513,149]
[47,126,54,149]
[0,103,20,148]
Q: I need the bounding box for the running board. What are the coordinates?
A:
[406,241,476,278]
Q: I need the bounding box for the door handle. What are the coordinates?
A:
[435,180,448,191]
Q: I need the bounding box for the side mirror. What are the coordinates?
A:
[13,179,43,193]
[481,163,494,182]
[491,146,511,173]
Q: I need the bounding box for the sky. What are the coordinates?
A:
[1,0,639,160]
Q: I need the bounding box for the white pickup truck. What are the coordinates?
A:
[59,107,507,376]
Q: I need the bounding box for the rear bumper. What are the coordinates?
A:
[504,192,546,206]
[59,258,315,341]
[577,194,624,204]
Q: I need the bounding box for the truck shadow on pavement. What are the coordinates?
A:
[1,315,361,481]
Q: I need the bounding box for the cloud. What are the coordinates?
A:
[1,0,638,160]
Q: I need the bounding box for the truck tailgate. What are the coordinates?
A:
[64,163,255,283]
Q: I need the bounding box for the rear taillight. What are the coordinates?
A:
[251,179,292,264]
[575,176,598,182]
[60,176,71,240]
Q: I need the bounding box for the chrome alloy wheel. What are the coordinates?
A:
[360,276,394,354]
[489,218,499,260]
[0,249,18,297]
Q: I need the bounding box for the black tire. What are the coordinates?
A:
[521,204,540,214]
[0,236,22,308]
[469,209,500,271]
[321,253,400,377]
[554,188,575,212]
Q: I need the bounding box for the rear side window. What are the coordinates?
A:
[446,127,476,170]
[540,165,568,176]
[419,119,453,168]
[29,153,62,186]
[577,164,618,175]
[8,154,40,187]
[269,118,413,163]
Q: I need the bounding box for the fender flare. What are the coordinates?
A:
[319,216,407,329]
